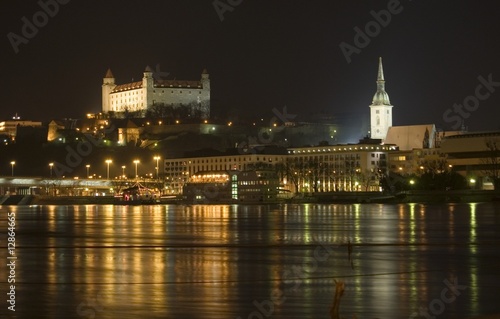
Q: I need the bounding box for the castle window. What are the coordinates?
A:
[376,110,380,114]
[387,110,389,114]
[180,91,182,94]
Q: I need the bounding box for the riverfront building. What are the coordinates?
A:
[164,152,287,194]
[182,170,280,203]
[441,131,500,189]
[163,142,399,194]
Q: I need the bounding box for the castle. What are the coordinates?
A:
[102,66,210,119]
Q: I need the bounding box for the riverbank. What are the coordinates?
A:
[1,190,499,206]
[311,189,500,204]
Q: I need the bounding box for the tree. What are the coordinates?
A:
[145,103,169,119]
[282,159,301,194]
[482,138,500,190]
[359,169,380,191]
[304,157,327,192]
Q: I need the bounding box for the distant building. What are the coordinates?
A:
[441,131,500,189]
[182,170,280,203]
[0,118,42,141]
[102,67,210,119]
[286,143,398,192]
[384,125,465,176]
[47,120,66,141]
[163,142,398,194]
[369,57,393,141]
[388,148,446,176]
[117,119,142,146]
[385,124,437,150]
[164,151,287,194]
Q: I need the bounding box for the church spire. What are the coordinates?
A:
[377,57,385,81]
[372,57,391,105]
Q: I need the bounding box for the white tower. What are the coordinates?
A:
[102,68,116,113]
[369,57,393,141]
[142,65,154,110]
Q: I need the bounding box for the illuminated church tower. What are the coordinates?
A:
[369,57,393,141]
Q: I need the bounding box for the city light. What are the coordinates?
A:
[49,162,54,177]
[105,159,112,179]
[122,165,126,179]
[10,161,15,176]
[86,164,90,178]
[133,160,140,178]
[154,156,161,180]
[470,178,476,188]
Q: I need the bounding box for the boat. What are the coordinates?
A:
[116,183,160,204]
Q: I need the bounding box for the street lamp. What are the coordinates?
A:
[122,165,126,179]
[49,163,54,177]
[469,178,476,189]
[10,161,15,176]
[154,156,160,180]
[86,164,90,178]
[133,160,140,178]
[105,159,112,179]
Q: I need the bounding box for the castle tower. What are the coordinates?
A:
[200,69,210,119]
[102,68,116,113]
[369,57,393,141]
[142,65,154,110]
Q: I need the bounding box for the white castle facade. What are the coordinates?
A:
[102,66,210,119]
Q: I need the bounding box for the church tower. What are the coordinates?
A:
[369,57,393,141]
[102,68,116,113]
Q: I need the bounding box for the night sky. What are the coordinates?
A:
[1,0,500,132]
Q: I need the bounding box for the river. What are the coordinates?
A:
[0,203,499,318]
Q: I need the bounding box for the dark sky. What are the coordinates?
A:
[1,0,500,131]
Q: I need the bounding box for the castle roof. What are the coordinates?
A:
[155,79,202,88]
[111,81,143,93]
[104,68,114,78]
[110,79,204,93]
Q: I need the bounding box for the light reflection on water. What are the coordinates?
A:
[0,203,499,319]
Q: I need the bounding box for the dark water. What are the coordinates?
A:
[0,203,499,319]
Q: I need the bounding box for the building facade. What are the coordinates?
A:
[163,153,287,194]
[182,170,280,203]
[286,143,397,192]
[102,67,210,119]
[0,119,42,141]
[441,131,500,189]
[163,143,398,194]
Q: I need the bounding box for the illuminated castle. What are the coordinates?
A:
[102,66,210,119]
